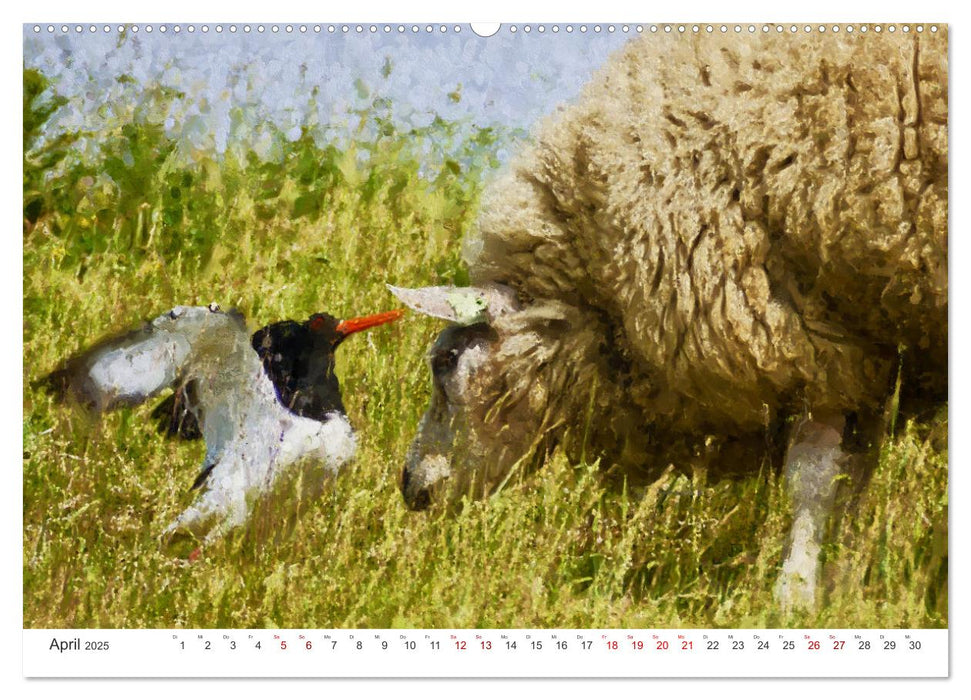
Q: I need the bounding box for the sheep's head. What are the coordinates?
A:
[389,283,535,510]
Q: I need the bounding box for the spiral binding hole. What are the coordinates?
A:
[27,23,944,37]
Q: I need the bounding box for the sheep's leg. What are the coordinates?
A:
[775,413,845,609]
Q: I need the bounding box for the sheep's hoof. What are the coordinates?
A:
[774,523,821,611]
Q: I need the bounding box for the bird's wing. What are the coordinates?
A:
[45,305,265,513]
[43,305,249,415]
[44,324,185,411]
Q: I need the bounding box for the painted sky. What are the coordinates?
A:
[24,25,634,161]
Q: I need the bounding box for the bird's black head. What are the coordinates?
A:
[307,313,343,346]
[252,309,403,422]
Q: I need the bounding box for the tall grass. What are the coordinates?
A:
[23,68,947,629]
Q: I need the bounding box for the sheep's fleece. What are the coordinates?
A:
[402,30,947,504]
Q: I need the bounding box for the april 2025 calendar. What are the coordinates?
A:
[23,22,948,678]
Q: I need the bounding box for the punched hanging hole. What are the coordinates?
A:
[471,23,500,37]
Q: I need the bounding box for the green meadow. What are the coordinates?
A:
[23,67,948,629]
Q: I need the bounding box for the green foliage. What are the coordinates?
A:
[23,66,947,629]
[23,68,79,225]
[22,67,498,281]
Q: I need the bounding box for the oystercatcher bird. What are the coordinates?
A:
[45,303,403,540]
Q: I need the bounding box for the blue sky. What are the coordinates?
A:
[24,24,634,161]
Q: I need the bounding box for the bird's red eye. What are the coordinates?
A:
[310,316,326,331]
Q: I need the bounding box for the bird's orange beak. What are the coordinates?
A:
[335,309,405,337]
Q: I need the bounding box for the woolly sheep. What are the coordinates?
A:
[391,29,948,608]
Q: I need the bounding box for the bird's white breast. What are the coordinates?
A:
[188,355,358,530]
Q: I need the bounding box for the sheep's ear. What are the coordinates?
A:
[387,284,518,325]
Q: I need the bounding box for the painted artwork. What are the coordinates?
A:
[24,23,947,645]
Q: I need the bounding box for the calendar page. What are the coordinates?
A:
[22,20,948,679]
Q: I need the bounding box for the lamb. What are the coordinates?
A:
[390,29,948,608]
